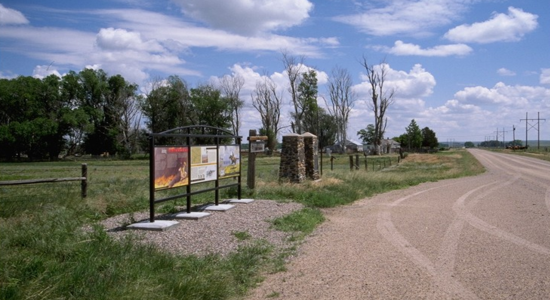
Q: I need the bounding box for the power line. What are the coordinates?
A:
[520,112,546,150]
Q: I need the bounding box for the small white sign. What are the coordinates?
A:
[250,142,265,153]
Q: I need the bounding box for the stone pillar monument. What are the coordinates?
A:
[302,132,320,180]
[279,133,305,183]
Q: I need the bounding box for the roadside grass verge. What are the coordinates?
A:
[0,149,483,299]
[0,207,271,300]
[251,149,484,208]
[488,148,550,163]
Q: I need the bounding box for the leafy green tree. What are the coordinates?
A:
[189,84,231,129]
[405,119,422,149]
[104,74,140,157]
[0,75,78,160]
[464,141,475,148]
[317,108,337,150]
[357,124,375,145]
[0,69,140,160]
[394,134,408,147]
[61,71,92,156]
[78,68,111,155]
[140,76,191,134]
[507,140,523,147]
[421,127,438,149]
[295,69,319,134]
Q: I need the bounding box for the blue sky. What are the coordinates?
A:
[1,0,549,143]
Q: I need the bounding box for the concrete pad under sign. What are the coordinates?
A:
[227,198,255,204]
[204,204,235,212]
[174,212,211,220]
[127,220,179,231]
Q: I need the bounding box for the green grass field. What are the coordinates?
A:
[0,150,484,299]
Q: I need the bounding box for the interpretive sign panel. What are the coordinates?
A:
[250,142,265,153]
[218,145,240,178]
[154,146,189,190]
[190,146,217,184]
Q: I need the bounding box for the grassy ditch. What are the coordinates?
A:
[488,147,550,163]
[0,149,483,299]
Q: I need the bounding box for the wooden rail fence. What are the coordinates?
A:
[0,163,88,198]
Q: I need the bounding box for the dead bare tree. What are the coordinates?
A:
[281,51,305,133]
[360,57,395,155]
[251,76,282,152]
[325,66,355,153]
[219,74,245,136]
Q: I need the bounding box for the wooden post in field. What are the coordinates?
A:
[349,156,353,171]
[247,131,267,189]
[247,130,257,189]
[81,163,87,198]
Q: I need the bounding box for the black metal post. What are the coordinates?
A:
[186,132,192,214]
[215,135,220,206]
[149,135,155,222]
[237,136,242,199]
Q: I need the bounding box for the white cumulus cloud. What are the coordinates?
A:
[380,40,472,57]
[355,63,436,100]
[171,0,313,35]
[96,28,165,52]
[453,82,550,107]
[497,68,516,76]
[0,4,29,25]
[541,69,550,85]
[444,7,538,44]
[32,65,62,79]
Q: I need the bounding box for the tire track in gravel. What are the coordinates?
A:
[378,150,550,299]
[246,150,550,299]
[456,151,550,256]
[377,182,483,300]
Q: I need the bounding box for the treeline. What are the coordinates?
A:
[0,69,237,161]
[0,69,140,160]
[395,119,439,150]
[3,53,397,160]
[358,119,439,152]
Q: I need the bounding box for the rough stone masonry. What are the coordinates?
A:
[279,132,319,183]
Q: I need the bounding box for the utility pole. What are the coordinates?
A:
[520,112,546,150]
[494,128,510,148]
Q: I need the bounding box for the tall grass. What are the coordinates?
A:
[250,150,484,208]
[0,149,484,299]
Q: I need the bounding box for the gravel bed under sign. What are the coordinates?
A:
[97,200,304,257]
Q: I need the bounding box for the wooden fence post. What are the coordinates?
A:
[81,163,87,198]
[247,130,256,189]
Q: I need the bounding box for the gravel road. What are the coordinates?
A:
[246,149,550,299]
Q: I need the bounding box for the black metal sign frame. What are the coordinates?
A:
[148,125,242,222]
